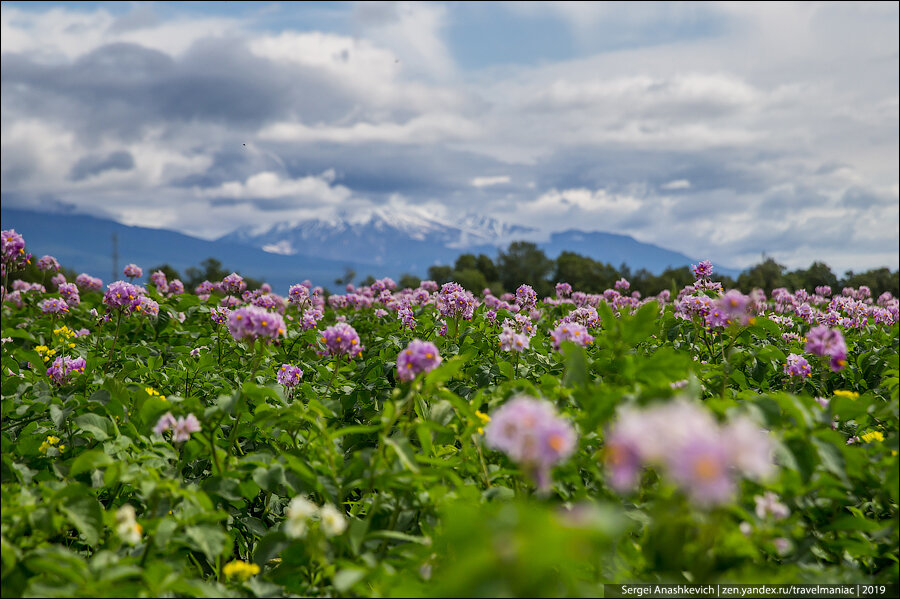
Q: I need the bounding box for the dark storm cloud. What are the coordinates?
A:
[1,39,358,141]
[70,150,135,181]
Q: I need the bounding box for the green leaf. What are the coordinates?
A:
[56,486,104,546]
[69,449,115,477]
[184,525,227,562]
[72,413,114,442]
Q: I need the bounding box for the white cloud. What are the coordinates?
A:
[198,170,352,203]
[471,175,511,188]
[661,179,691,191]
[258,114,479,145]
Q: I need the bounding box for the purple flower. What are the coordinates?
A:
[754,491,790,520]
[614,278,630,291]
[46,356,86,386]
[559,306,600,329]
[499,327,530,352]
[37,255,60,272]
[1,229,30,270]
[58,283,81,306]
[805,325,847,371]
[153,412,178,435]
[692,260,714,280]
[436,282,477,321]
[136,296,159,317]
[103,281,145,313]
[723,416,776,481]
[549,322,594,351]
[75,273,103,292]
[555,282,572,298]
[228,305,286,343]
[168,279,185,295]
[123,264,143,279]
[173,416,200,442]
[669,437,735,506]
[397,302,417,329]
[195,280,214,296]
[396,339,442,382]
[484,396,577,493]
[320,323,364,358]
[515,284,537,311]
[210,307,231,325]
[289,284,312,309]
[50,273,67,289]
[716,290,752,325]
[784,353,812,378]
[277,363,303,387]
[39,298,69,316]
[300,308,323,330]
[150,270,168,291]
[222,273,246,295]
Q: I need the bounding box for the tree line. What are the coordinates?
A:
[379,242,899,299]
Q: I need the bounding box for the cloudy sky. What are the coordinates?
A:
[2,1,898,273]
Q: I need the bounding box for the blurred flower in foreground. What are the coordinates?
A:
[116,505,142,545]
[223,560,260,581]
[484,396,577,493]
[603,399,775,507]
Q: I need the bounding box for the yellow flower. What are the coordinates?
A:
[145,387,166,401]
[475,410,491,435]
[39,435,61,454]
[861,431,884,443]
[833,390,860,400]
[53,326,75,340]
[223,560,260,581]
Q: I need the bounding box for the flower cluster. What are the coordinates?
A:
[515,284,537,311]
[555,282,572,298]
[222,272,246,295]
[36,255,60,272]
[223,560,260,581]
[320,323,364,358]
[300,308,324,330]
[805,325,848,371]
[499,326,530,352]
[435,282,477,321]
[692,259,714,280]
[123,264,143,279]
[58,282,80,306]
[153,412,201,442]
[603,400,775,506]
[46,356,86,385]
[396,339,442,382]
[277,363,303,387]
[284,496,347,538]
[484,396,577,493]
[227,305,286,343]
[75,273,103,292]
[103,281,146,313]
[1,229,30,271]
[784,353,812,378]
[39,435,64,454]
[549,322,594,351]
[38,298,69,316]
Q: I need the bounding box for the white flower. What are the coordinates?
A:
[116,504,142,545]
[285,496,317,538]
[319,504,347,537]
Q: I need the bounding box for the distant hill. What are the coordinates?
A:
[1,207,739,293]
[0,208,375,293]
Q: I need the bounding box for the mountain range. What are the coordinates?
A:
[1,206,736,293]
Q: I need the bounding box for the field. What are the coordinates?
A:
[1,234,898,597]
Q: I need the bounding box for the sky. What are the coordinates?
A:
[1,1,898,273]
